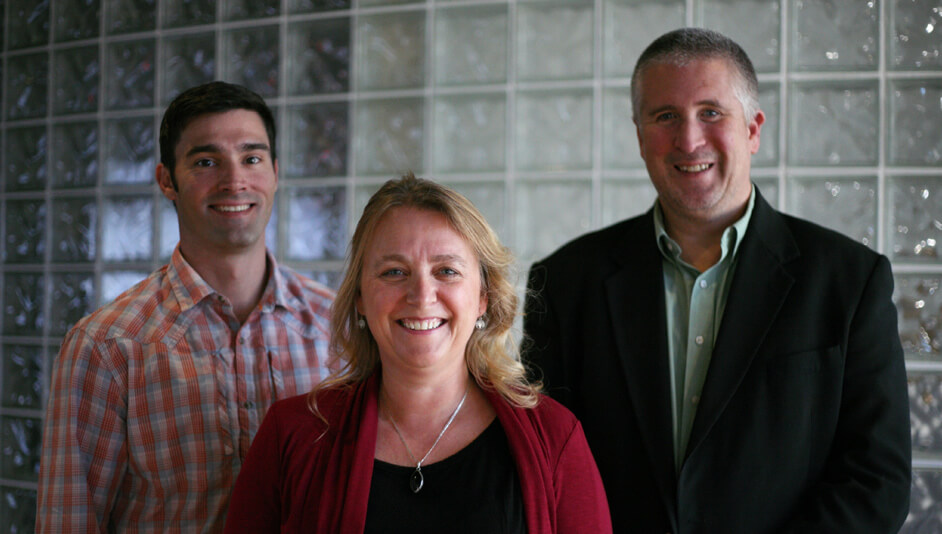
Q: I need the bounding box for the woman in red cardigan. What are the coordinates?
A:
[224,174,611,534]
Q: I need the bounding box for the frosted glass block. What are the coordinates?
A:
[603,0,685,77]
[904,469,942,532]
[102,196,153,262]
[54,0,100,42]
[435,5,508,86]
[601,179,658,226]
[2,273,44,336]
[515,90,593,171]
[106,39,156,110]
[360,0,418,5]
[163,0,215,28]
[53,46,100,115]
[224,0,278,20]
[0,487,36,533]
[286,187,346,261]
[602,87,643,170]
[702,0,780,73]
[0,417,41,481]
[50,272,95,335]
[888,80,942,166]
[888,176,942,262]
[515,180,592,260]
[52,121,99,189]
[354,98,424,175]
[910,372,942,456]
[2,345,44,409]
[8,0,49,49]
[160,200,180,260]
[161,33,216,105]
[441,181,507,242]
[4,200,46,264]
[287,18,350,95]
[307,270,344,290]
[787,81,878,166]
[4,126,47,192]
[101,271,149,303]
[355,12,425,90]
[289,0,349,13]
[754,84,779,166]
[517,0,593,81]
[223,26,279,98]
[104,117,155,184]
[52,197,97,262]
[889,0,942,70]
[106,0,157,35]
[755,179,780,209]
[786,176,876,247]
[790,0,879,71]
[895,275,942,359]
[284,102,348,178]
[433,94,506,173]
[5,53,48,120]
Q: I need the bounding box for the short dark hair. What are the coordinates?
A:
[630,28,760,123]
[158,81,277,186]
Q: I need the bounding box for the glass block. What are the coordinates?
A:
[4,200,46,264]
[441,181,507,242]
[754,83,779,166]
[602,87,643,169]
[888,176,942,263]
[755,178,780,209]
[515,180,592,260]
[435,5,508,86]
[0,486,37,533]
[701,0,780,72]
[104,116,156,184]
[517,0,593,81]
[360,0,419,5]
[284,102,348,178]
[306,269,344,290]
[888,80,942,166]
[52,197,97,262]
[786,176,876,247]
[432,94,506,173]
[5,53,49,120]
[160,200,180,260]
[53,45,100,115]
[2,273,44,336]
[787,81,878,166]
[603,0,685,78]
[355,12,425,90]
[106,0,157,34]
[287,18,350,95]
[102,196,153,262]
[2,345,43,409]
[4,126,47,192]
[54,0,101,42]
[161,33,216,105]
[105,39,156,110]
[223,25,279,98]
[895,274,942,360]
[889,0,942,70]
[162,0,215,28]
[288,0,349,13]
[0,417,41,481]
[903,469,942,533]
[52,121,99,189]
[601,179,658,226]
[354,97,424,175]
[49,272,95,336]
[286,186,346,261]
[790,0,879,71]
[8,0,49,49]
[101,270,149,303]
[909,372,942,456]
[515,89,593,171]
[224,0,278,20]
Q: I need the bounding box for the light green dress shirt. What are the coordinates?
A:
[653,186,756,473]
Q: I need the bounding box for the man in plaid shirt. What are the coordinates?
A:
[37,82,335,533]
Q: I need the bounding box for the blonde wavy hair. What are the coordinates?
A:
[309,173,540,412]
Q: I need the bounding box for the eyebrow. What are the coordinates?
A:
[374,253,469,266]
[184,142,271,159]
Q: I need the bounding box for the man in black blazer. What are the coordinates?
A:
[523,28,911,533]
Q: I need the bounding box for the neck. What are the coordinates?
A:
[178,241,269,323]
[380,366,472,429]
[661,203,745,273]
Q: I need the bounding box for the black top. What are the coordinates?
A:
[364,420,527,534]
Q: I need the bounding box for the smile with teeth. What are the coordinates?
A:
[677,163,712,172]
[214,204,252,213]
[399,318,444,331]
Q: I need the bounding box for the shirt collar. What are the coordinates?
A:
[168,246,289,313]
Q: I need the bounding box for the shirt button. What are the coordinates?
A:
[223,444,233,455]
[243,401,255,409]
[699,280,708,288]
[695,335,704,345]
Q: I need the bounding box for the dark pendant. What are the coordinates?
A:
[410,467,424,493]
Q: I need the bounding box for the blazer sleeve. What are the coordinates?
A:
[780,255,911,533]
[224,402,285,534]
[523,260,576,409]
[553,421,613,534]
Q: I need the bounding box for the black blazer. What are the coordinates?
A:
[523,191,911,534]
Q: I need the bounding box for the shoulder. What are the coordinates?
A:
[501,393,581,446]
[275,264,335,318]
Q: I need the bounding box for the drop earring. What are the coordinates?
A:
[474,316,486,330]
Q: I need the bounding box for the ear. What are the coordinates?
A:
[747,110,765,155]
[156,163,178,202]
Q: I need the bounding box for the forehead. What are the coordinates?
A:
[639,57,741,108]
[366,207,474,257]
[175,109,269,152]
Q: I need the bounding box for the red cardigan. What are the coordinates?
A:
[224,373,612,533]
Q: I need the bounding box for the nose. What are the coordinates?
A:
[674,118,706,154]
[219,159,249,191]
[406,273,436,306]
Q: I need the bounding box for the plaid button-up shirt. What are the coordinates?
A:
[37,247,335,533]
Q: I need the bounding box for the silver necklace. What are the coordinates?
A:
[383,385,469,494]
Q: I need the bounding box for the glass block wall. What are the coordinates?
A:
[0,0,940,530]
